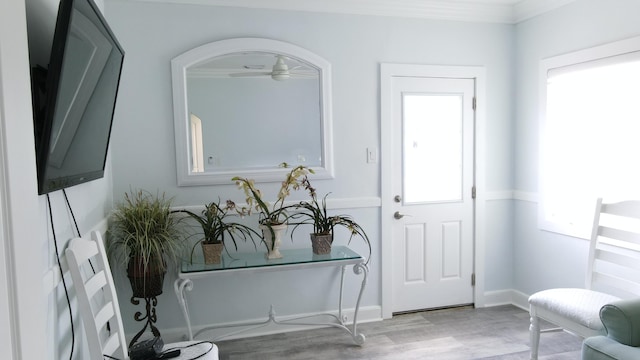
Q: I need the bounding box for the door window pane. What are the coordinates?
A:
[403,94,463,203]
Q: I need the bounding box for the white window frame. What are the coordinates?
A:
[538,35,640,239]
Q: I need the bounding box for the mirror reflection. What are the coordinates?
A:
[186,52,321,172]
[172,38,334,186]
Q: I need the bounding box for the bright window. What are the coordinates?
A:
[539,36,640,239]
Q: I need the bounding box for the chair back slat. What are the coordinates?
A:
[598,226,640,248]
[65,232,129,360]
[94,301,116,330]
[103,331,123,357]
[587,198,640,297]
[592,272,640,298]
[69,236,99,265]
[601,201,640,219]
[84,271,107,299]
[595,249,640,272]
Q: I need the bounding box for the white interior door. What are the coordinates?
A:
[391,76,475,313]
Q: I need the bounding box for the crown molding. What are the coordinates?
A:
[125,0,576,24]
[513,0,575,23]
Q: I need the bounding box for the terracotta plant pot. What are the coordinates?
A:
[310,233,333,255]
[202,242,224,264]
[127,256,166,298]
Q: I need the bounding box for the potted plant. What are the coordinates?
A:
[106,190,184,298]
[232,163,313,259]
[173,199,261,264]
[288,179,371,263]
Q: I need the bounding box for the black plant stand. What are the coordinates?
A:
[126,262,166,348]
[128,295,161,349]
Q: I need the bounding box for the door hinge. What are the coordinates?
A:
[472,97,476,111]
[471,186,476,199]
[471,273,476,287]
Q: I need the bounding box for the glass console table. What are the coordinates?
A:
[173,246,368,344]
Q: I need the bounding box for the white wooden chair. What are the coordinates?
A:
[528,198,640,359]
[65,231,219,360]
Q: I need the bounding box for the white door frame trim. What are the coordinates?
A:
[380,63,486,318]
[0,0,48,357]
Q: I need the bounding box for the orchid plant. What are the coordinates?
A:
[287,179,372,264]
[232,163,313,250]
[232,163,314,226]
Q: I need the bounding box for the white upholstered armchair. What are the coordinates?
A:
[528,198,640,360]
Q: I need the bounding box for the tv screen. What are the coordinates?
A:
[30,0,124,195]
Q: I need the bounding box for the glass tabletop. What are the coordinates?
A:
[180,246,363,274]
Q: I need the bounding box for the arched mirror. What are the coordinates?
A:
[171,38,334,185]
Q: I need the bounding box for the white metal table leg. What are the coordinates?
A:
[350,263,368,345]
[338,265,347,323]
[174,278,194,340]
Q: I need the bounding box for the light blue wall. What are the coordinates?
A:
[105,1,514,337]
[106,3,514,203]
[513,0,640,295]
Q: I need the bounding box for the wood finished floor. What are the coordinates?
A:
[215,305,583,360]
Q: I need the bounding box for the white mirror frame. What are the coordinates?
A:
[171,38,334,186]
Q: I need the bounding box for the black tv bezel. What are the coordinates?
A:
[34,0,124,195]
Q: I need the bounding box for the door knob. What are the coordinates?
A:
[394,211,405,220]
[394,195,402,203]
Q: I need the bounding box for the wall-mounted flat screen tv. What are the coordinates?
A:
[30,0,124,195]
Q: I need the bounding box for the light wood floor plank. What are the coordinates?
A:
[215,305,582,359]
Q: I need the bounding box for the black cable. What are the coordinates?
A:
[61,189,108,336]
[47,194,75,360]
[103,341,214,360]
[62,189,81,237]
[160,341,215,360]
[61,189,97,273]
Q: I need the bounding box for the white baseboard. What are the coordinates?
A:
[483,289,530,311]
[483,289,513,307]
[511,290,530,310]
[513,191,538,203]
[152,305,382,343]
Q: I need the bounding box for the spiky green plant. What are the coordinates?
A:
[286,180,371,264]
[107,190,184,273]
[172,199,261,260]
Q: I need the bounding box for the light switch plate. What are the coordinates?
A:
[367,148,378,163]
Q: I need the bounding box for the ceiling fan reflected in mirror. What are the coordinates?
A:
[229,55,317,81]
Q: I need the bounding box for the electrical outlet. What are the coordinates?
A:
[367,148,378,163]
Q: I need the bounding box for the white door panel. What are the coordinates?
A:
[392,76,475,313]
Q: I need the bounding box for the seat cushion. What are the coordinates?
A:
[529,288,620,331]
